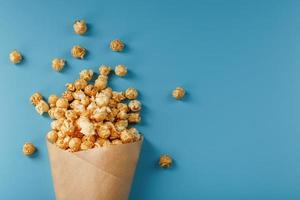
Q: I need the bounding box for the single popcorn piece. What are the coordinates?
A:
[95,92,110,107]
[65,83,76,92]
[115,120,128,132]
[9,50,22,64]
[56,98,69,109]
[128,112,141,123]
[128,127,141,141]
[120,130,134,143]
[23,143,36,156]
[128,100,141,112]
[68,137,81,152]
[71,45,86,59]
[73,20,87,35]
[80,69,94,81]
[73,90,86,100]
[125,87,138,99]
[56,138,69,150]
[30,92,43,106]
[82,135,96,143]
[95,138,111,147]
[97,124,111,139]
[62,91,74,102]
[47,130,58,143]
[159,155,173,168]
[52,58,65,72]
[112,139,123,145]
[48,108,56,119]
[81,141,94,150]
[172,87,185,100]
[110,39,125,52]
[61,119,76,136]
[99,65,111,76]
[74,79,88,90]
[117,110,128,120]
[112,91,126,102]
[48,94,59,107]
[35,100,50,115]
[94,75,108,90]
[84,84,98,97]
[53,108,66,119]
[77,116,96,136]
[51,119,64,130]
[91,107,110,122]
[65,110,78,120]
[114,65,127,77]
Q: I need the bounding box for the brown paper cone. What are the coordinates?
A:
[46,138,143,200]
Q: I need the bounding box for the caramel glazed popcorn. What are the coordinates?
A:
[31,65,142,152]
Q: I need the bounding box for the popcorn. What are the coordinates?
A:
[128,127,141,141]
[112,139,122,145]
[94,75,108,90]
[99,65,111,76]
[48,95,59,107]
[84,85,98,97]
[95,92,110,107]
[115,120,128,132]
[125,87,138,99]
[61,119,76,136]
[62,91,74,102]
[56,98,69,109]
[51,119,64,130]
[71,45,86,59]
[68,137,81,152]
[120,130,134,143]
[65,83,76,92]
[56,138,69,150]
[80,69,93,81]
[97,124,111,139]
[110,39,125,52]
[128,112,141,123]
[159,155,173,168]
[10,50,22,64]
[82,135,96,143]
[128,100,141,112]
[77,116,96,136]
[95,138,111,147]
[35,100,50,115]
[70,100,86,114]
[81,141,94,150]
[73,90,86,100]
[30,92,43,106]
[23,143,36,156]
[112,91,125,102]
[114,65,127,77]
[65,110,78,120]
[53,108,66,119]
[117,110,128,120]
[172,87,185,100]
[48,108,56,119]
[52,58,65,72]
[73,20,87,35]
[92,107,110,122]
[74,79,88,90]
[47,130,58,143]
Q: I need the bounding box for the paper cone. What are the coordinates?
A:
[46,138,143,200]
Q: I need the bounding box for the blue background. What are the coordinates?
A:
[0,0,299,199]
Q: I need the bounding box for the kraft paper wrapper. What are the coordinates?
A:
[46,138,143,200]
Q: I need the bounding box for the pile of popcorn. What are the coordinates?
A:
[30,65,142,152]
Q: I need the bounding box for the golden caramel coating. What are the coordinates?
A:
[65,83,76,92]
[110,39,125,52]
[115,120,128,132]
[51,119,64,130]
[65,110,78,120]
[128,112,141,123]
[52,58,65,72]
[48,108,56,119]
[95,138,111,147]
[112,91,126,102]
[84,84,98,97]
[99,65,111,76]
[81,96,90,107]
[172,87,185,100]
[159,155,173,168]
[94,75,108,90]
[53,108,66,119]
[80,69,94,81]
[97,124,111,139]
[128,127,141,141]
[61,119,76,136]
[71,45,86,59]
[112,139,122,145]
[35,100,50,115]
[128,100,141,112]
[10,50,22,64]
[73,20,87,35]
[114,65,127,77]
[117,110,128,120]
[82,135,96,143]
[23,143,36,156]
[62,91,74,102]
[68,137,81,152]
[74,79,88,90]
[48,94,59,107]
[30,92,43,106]
[77,116,96,136]
[56,138,69,150]
[56,98,69,109]
[47,130,58,143]
[81,141,94,150]
[117,103,129,112]
[125,87,138,99]
[120,130,134,143]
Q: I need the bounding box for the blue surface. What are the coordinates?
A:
[0,0,300,199]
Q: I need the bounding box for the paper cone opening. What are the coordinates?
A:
[47,138,143,200]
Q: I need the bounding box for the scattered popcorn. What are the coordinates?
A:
[159,155,173,168]
[56,98,69,109]
[110,39,125,52]
[172,87,185,100]
[48,95,59,107]
[71,45,86,59]
[128,100,141,112]
[99,65,111,76]
[23,143,36,156]
[73,20,87,35]
[52,58,65,72]
[125,87,138,99]
[80,69,93,81]
[10,50,22,64]
[114,65,127,77]
[35,100,50,115]
[47,130,58,143]
[30,92,43,106]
